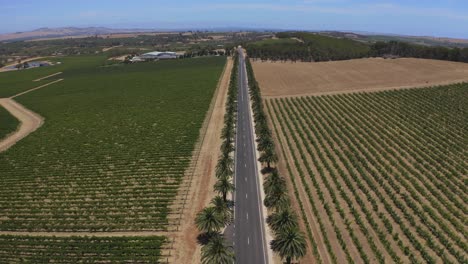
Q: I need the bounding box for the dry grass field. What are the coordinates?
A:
[252,58,468,97]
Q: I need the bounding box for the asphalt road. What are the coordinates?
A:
[230,48,268,264]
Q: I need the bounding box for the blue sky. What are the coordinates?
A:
[1,0,468,38]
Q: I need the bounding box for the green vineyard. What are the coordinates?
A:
[0,106,19,140]
[0,56,225,232]
[267,84,467,263]
[0,235,166,263]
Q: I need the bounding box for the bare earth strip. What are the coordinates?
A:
[252,58,468,98]
[173,57,233,264]
[11,78,63,99]
[33,72,62,82]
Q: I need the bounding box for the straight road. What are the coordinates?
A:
[232,47,268,263]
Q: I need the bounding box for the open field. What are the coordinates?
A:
[252,58,468,97]
[0,55,226,261]
[0,56,225,231]
[266,84,467,263]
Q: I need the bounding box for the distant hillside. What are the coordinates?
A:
[0,27,155,42]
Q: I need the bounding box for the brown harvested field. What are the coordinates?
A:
[252,58,468,97]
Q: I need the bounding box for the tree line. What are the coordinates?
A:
[195,52,238,264]
[247,32,370,62]
[370,41,468,63]
[247,32,468,63]
[246,56,308,264]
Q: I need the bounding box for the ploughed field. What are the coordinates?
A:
[266,84,467,263]
[252,58,468,97]
[0,56,225,261]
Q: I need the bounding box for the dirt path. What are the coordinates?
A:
[0,99,44,152]
[33,72,62,82]
[172,57,233,264]
[0,79,63,153]
[11,79,63,99]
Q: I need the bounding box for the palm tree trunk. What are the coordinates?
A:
[286,256,292,264]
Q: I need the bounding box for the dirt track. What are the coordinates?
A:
[33,72,62,82]
[0,79,63,153]
[0,99,43,152]
[252,58,468,97]
[173,57,233,264]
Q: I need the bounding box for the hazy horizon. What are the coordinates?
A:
[1,0,468,39]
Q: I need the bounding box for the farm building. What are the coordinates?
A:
[140,51,178,60]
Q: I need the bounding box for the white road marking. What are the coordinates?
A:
[245,177,247,182]
[246,193,248,199]
[246,213,249,220]
[245,163,247,168]
[248,237,250,245]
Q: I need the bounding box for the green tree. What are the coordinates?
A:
[264,170,286,196]
[267,209,299,234]
[264,183,290,211]
[201,235,235,264]
[214,176,235,202]
[259,146,278,168]
[195,207,225,234]
[271,227,307,264]
[215,155,234,179]
[211,196,233,224]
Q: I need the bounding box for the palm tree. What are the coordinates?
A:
[264,170,286,196]
[211,196,233,224]
[201,235,235,264]
[195,207,225,234]
[214,176,235,202]
[215,155,234,179]
[267,208,299,234]
[258,146,278,168]
[264,183,290,211]
[270,227,307,264]
[220,140,235,154]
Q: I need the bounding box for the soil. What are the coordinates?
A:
[172,57,233,264]
[33,72,62,82]
[252,58,468,98]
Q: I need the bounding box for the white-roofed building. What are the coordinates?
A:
[140,51,178,60]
